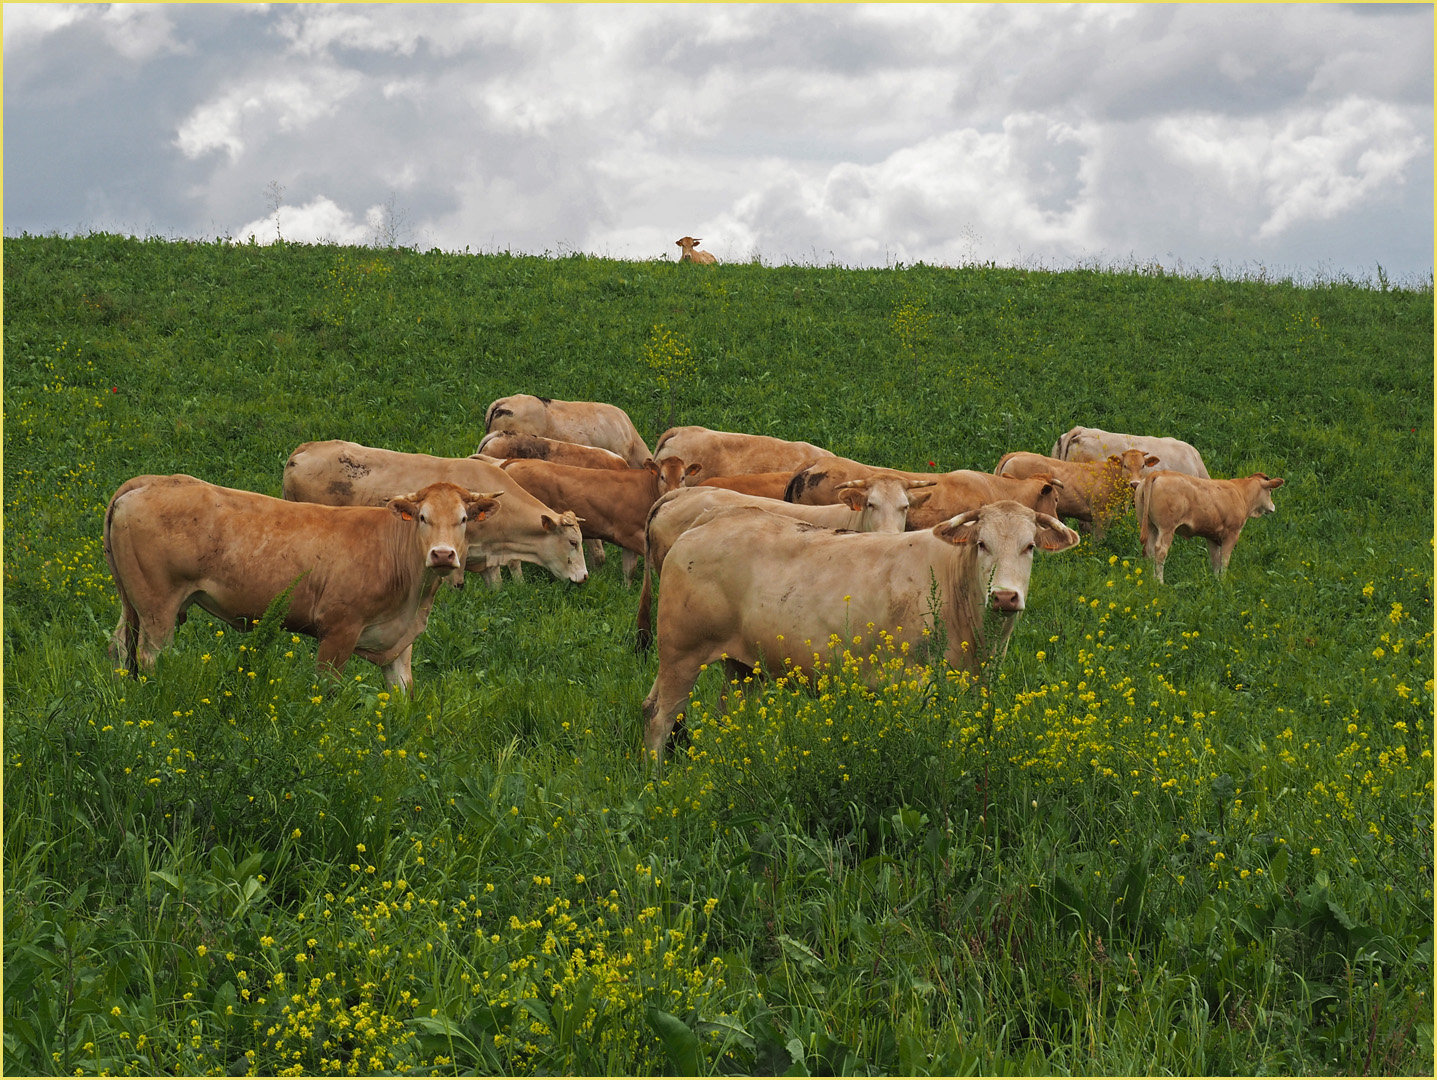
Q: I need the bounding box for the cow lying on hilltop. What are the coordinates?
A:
[104,475,500,693]
[483,395,651,468]
[641,502,1079,757]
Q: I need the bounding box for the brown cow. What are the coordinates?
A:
[500,456,691,584]
[282,441,588,589]
[995,448,1159,540]
[483,396,651,467]
[640,502,1079,756]
[634,477,935,650]
[676,236,716,264]
[104,475,500,693]
[1132,470,1286,584]
[654,426,828,485]
[1052,426,1210,478]
[787,456,1062,530]
[697,472,797,499]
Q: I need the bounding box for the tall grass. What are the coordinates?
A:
[4,234,1432,1075]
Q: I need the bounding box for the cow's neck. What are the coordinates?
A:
[936,542,988,672]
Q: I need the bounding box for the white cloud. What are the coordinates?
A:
[174,68,364,162]
[1155,96,1426,239]
[97,5,185,62]
[234,195,379,245]
[2,3,87,52]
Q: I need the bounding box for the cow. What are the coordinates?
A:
[1051,426,1210,479]
[282,440,588,589]
[499,456,692,584]
[786,456,1063,531]
[995,448,1159,541]
[475,432,631,472]
[676,236,716,264]
[1132,470,1286,584]
[634,477,936,650]
[697,472,797,499]
[483,395,651,468]
[653,426,828,485]
[640,502,1080,756]
[104,475,501,693]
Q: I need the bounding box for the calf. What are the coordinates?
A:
[105,475,500,693]
[500,456,691,584]
[1132,471,1285,583]
[641,502,1079,757]
[996,448,1158,540]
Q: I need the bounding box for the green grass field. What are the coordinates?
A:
[3,233,1432,1076]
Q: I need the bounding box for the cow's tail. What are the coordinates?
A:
[653,428,678,454]
[1134,474,1154,552]
[994,451,1016,477]
[1052,427,1078,460]
[102,484,141,675]
[783,467,811,504]
[483,398,512,432]
[635,494,671,652]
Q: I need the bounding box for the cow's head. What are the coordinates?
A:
[1023,474,1064,518]
[389,483,502,589]
[537,509,589,583]
[835,477,936,533]
[1111,449,1162,480]
[644,456,696,495]
[934,500,1079,613]
[1247,474,1285,518]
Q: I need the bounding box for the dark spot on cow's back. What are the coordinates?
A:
[328,479,354,497]
[784,469,823,502]
[794,521,826,532]
[537,396,553,405]
[337,453,370,479]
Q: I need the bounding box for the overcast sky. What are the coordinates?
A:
[4,3,1432,282]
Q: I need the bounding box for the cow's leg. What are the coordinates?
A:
[718,658,755,713]
[507,559,524,583]
[1211,533,1241,577]
[1151,528,1175,585]
[482,565,503,590]
[130,593,191,671]
[642,655,706,760]
[586,540,606,568]
[620,549,639,586]
[380,644,415,696]
[315,625,363,681]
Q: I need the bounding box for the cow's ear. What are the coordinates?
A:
[541,514,559,533]
[908,490,934,509]
[934,510,981,545]
[1145,455,1161,468]
[838,488,867,511]
[390,496,420,521]
[643,459,659,475]
[465,491,503,520]
[1263,476,1285,489]
[1034,514,1081,552]
[685,463,703,478]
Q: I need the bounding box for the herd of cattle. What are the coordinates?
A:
[102,394,1284,757]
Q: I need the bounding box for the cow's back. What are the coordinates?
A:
[656,426,828,482]
[1055,426,1209,479]
[484,395,650,466]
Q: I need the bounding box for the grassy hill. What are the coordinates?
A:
[3,233,1432,1075]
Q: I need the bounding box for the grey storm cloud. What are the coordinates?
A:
[3,3,1430,282]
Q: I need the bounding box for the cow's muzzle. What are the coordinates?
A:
[989,589,1023,613]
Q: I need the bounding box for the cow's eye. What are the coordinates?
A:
[977,541,988,552]
[1024,543,1035,554]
